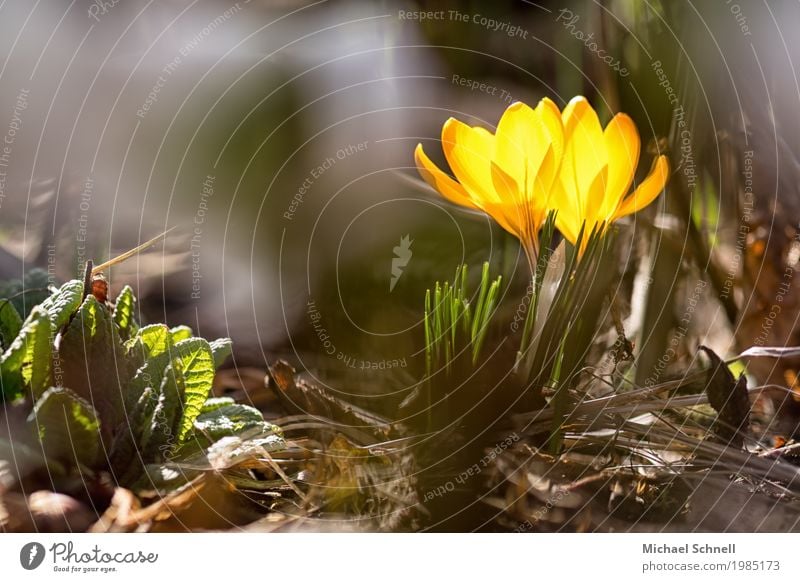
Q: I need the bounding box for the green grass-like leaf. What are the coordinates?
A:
[423,262,501,376]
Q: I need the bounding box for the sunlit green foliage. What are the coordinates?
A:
[0,277,283,490]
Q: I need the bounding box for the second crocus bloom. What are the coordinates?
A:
[552,96,670,252]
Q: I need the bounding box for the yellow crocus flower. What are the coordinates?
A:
[415,98,565,269]
[416,96,670,264]
[551,96,670,251]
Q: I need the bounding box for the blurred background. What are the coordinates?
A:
[1,0,799,426]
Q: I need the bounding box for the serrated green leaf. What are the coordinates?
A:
[133,386,158,434]
[1,269,52,319]
[125,324,173,409]
[209,338,232,369]
[193,403,280,442]
[169,325,192,343]
[28,386,101,467]
[20,308,52,400]
[0,299,22,350]
[140,364,182,461]
[173,338,215,444]
[59,296,130,443]
[1,307,52,401]
[38,279,84,330]
[109,386,156,475]
[129,324,170,359]
[200,397,236,413]
[112,285,138,341]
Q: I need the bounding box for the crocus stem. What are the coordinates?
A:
[523,239,538,276]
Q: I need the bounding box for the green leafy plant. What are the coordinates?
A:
[0,277,283,491]
[0,268,52,327]
[419,211,618,452]
[423,262,502,377]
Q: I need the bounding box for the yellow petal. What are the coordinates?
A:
[493,101,536,191]
[414,143,477,210]
[559,97,608,224]
[493,98,563,205]
[601,113,640,220]
[550,180,581,245]
[534,98,565,194]
[583,164,609,230]
[615,155,670,218]
[441,118,499,203]
[565,99,607,195]
[488,161,526,239]
[561,96,588,134]
[530,143,557,211]
[440,119,521,235]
